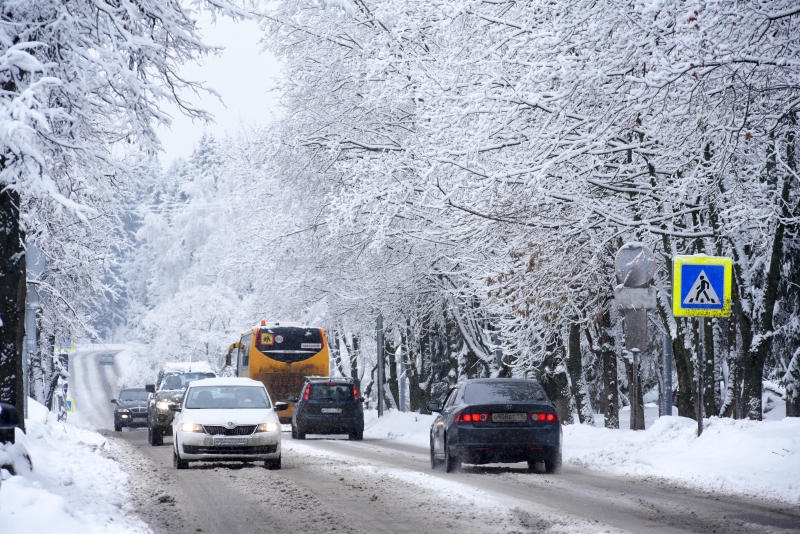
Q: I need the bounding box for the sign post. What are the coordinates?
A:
[614,243,657,431]
[672,255,733,436]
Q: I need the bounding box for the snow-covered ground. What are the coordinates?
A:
[2,397,798,533]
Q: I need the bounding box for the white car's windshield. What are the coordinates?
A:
[185,386,270,409]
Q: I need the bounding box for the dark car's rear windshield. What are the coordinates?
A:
[464,381,547,403]
[119,389,149,401]
[308,383,354,401]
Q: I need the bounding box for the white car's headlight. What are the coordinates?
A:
[156,400,171,411]
[180,422,204,433]
[255,422,280,433]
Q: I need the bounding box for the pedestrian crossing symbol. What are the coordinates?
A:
[673,255,732,317]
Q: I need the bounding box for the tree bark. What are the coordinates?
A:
[539,333,572,424]
[741,166,789,420]
[567,321,593,424]
[673,323,696,419]
[785,349,800,417]
[0,188,26,430]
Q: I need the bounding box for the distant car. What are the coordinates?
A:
[171,377,286,470]
[289,377,364,440]
[98,353,114,365]
[428,378,562,473]
[146,362,217,446]
[111,388,149,431]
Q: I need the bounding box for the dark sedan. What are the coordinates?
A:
[428,378,562,473]
[111,388,149,431]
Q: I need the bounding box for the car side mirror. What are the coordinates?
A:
[110,399,117,404]
[427,402,442,413]
[274,401,289,412]
[145,384,155,393]
[169,404,181,412]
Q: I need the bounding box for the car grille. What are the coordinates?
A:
[129,407,147,415]
[183,444,277,455]
[203,425,257,436]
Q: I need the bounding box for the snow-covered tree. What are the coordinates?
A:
[0,0,245,419]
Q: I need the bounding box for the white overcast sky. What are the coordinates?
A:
[155,15,281,164]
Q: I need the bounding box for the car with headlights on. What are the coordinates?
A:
[146,362,216,446]
[111,387,149,431]
[428,378,562,473]
[171,377,286,470]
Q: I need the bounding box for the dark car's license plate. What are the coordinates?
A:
[321,408,342,414]
[492,412,527,423]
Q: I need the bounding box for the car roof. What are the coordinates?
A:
[306,376,352,383]
[161,361,215,373]
[463,377,541,385]
[186,377,265,388]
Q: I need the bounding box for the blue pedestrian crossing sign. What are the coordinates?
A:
[673,255,733,317]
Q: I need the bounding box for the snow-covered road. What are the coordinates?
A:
[21,346,795,534]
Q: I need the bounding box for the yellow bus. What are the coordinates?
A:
[225,321,330,422]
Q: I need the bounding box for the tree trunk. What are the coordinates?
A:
[601,343,619,429]
[386,330,399,410]
[742,173,788,419]
[350,334,361,395]
[0,188,26,430]
[785,349,800,417]
[567,321,593,424]
[672,322,696,419]
[720,318,744,418]
[403,318,426,413]
[538,333,572,424]
[331,328,347,377]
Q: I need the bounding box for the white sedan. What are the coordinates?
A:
[171,377,286,470]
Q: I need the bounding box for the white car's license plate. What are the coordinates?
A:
[492,412,527,423]
[321,408,342,414]
[212,437,248,446]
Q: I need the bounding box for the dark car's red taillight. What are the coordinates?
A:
[302,384,311,401]
[530,412,558,422]
[456,412,489,423]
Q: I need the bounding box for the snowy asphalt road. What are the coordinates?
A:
[71,352,800,534]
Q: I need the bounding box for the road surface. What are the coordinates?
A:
[69,350,800,533]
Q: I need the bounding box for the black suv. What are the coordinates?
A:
[111,388,149,431]
[289,378,364,440]
[146,367,216,445]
